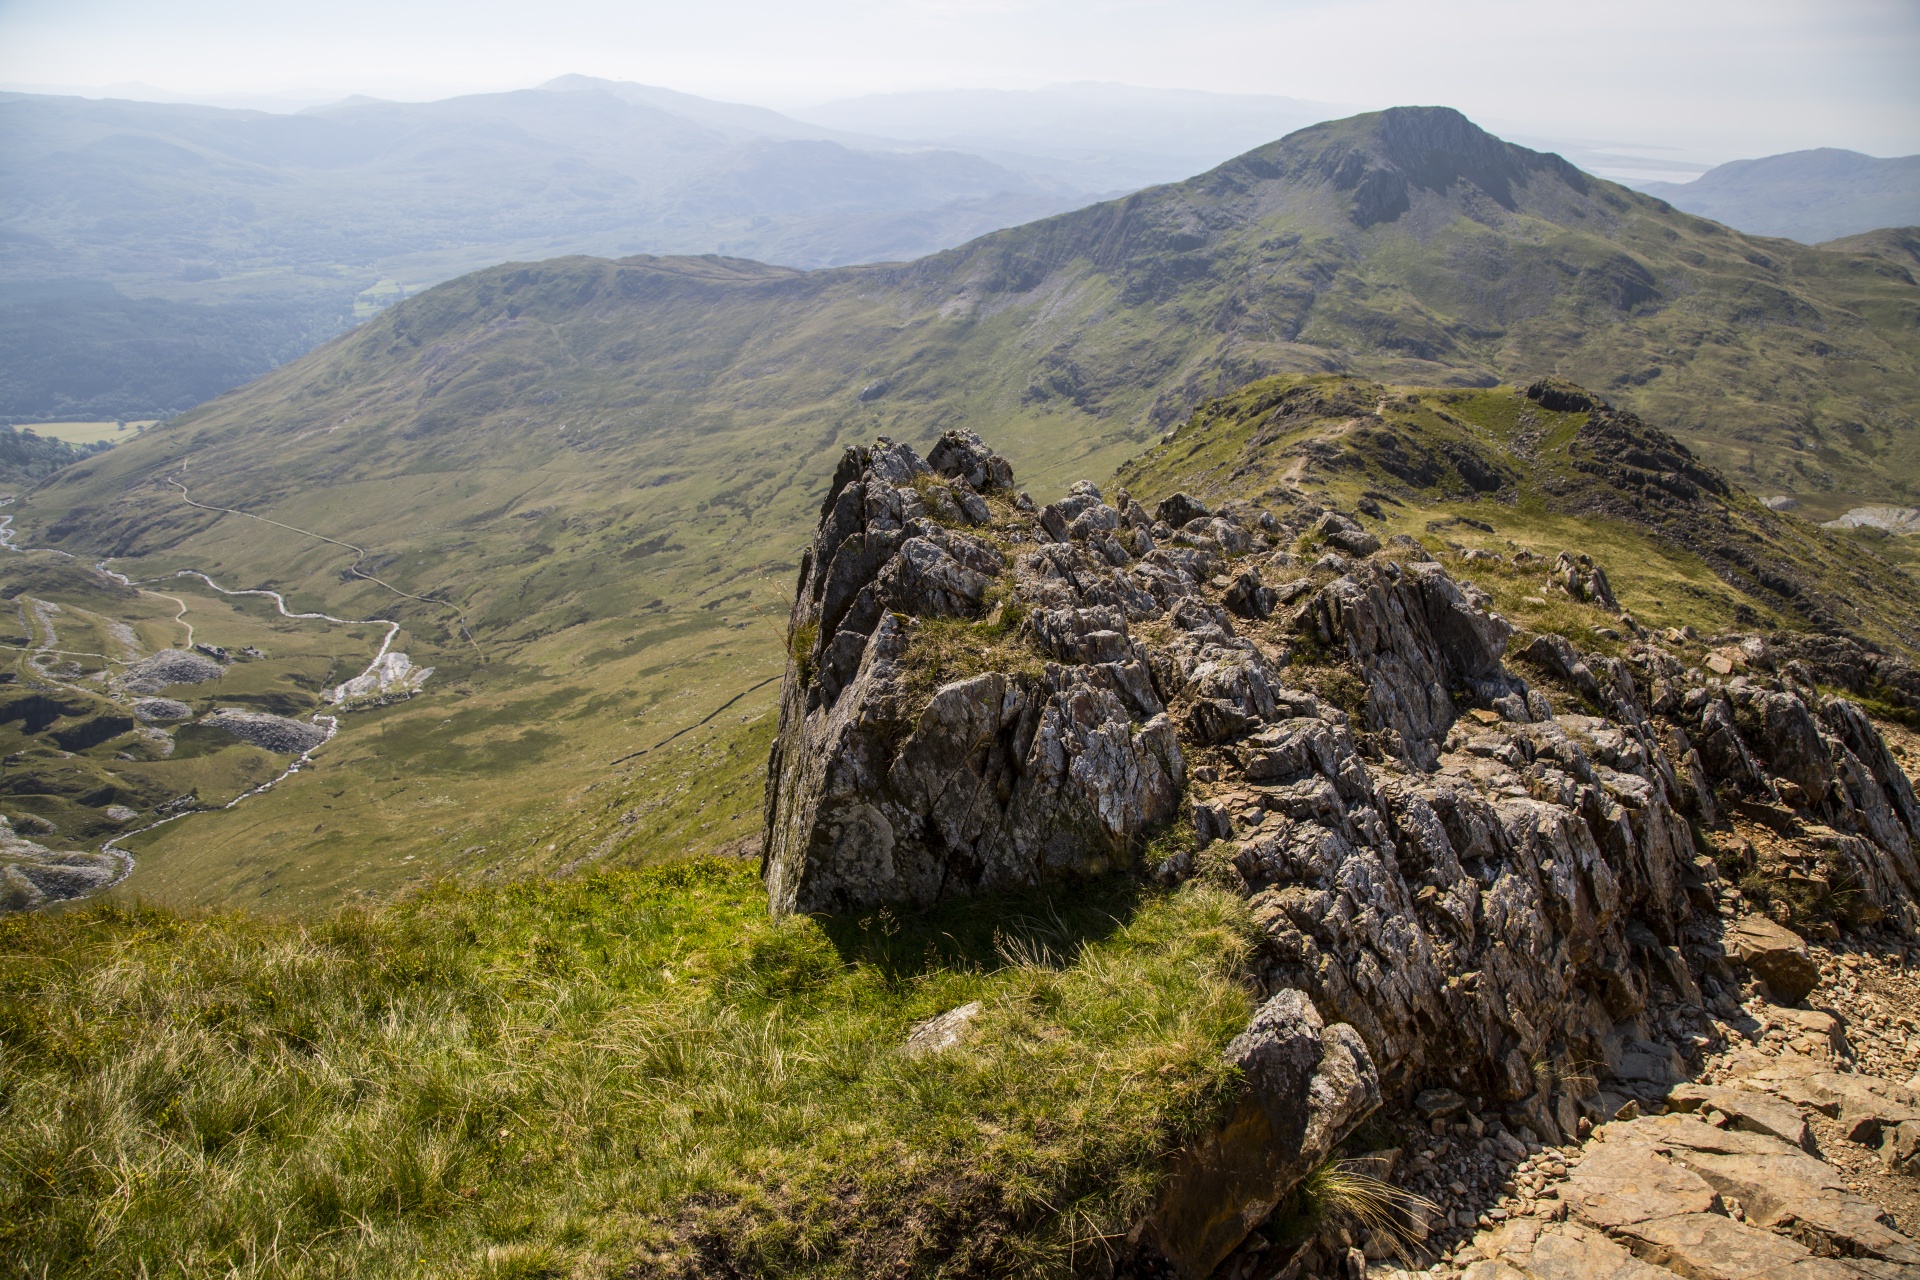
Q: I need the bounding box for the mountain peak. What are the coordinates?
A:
[1233,105,1587,226]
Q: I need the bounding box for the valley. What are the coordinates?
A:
[5,106,1919,914]
[0,79,1110,421]
[6,0,1920,1263]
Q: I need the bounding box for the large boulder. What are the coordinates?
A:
[1136,990,1380,1278]
[763,440,1185,916]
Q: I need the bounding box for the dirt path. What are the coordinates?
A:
[161,474,482,656]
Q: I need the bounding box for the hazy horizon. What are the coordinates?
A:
[2,0,1916,176]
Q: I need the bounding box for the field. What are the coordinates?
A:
[9,421,153,446]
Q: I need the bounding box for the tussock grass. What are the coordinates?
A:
[0,861,1256,1278]
[895,591,1047,712]
[1266,1157,1438,1267]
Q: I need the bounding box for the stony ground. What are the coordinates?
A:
[1224,925,1920,1279]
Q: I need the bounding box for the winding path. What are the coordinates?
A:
[1,494,424,888]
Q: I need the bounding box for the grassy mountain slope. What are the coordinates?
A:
[11,106,1920,909]
[1637,148,1920,244]
[0,862,1254,1278]
[1117,374,1920,659]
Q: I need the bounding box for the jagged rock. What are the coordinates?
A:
[1311,560,1517,765]
[1156,492,1211,528]
[765,439,1186,915]
[759,433,1920,1270]
[1726,916,1822,1004]
[1222,567,1276,620]
[1137,990,1380,1279]
[925,429,1014,492]
[1313,510,1382,557]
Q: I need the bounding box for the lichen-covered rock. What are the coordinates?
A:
[760,433,1920,1268]
[1138,990,1380,1279]
[764,437,1186,916]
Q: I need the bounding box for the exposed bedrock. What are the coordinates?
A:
[764,433,1187,916]
[761,430,1920,1273]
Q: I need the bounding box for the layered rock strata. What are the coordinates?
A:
[762,431,1920,1275]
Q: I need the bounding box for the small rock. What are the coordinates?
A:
[905,1001,981,1056]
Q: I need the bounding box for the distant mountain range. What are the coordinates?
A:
[1636,148,1920,243]
[6,75,1917,426]
[0,78,1108,419]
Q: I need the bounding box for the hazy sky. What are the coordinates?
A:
[2,0,1916,161]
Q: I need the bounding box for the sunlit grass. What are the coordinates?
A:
[0,860,1257,1278]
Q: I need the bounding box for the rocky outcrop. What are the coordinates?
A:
[763,432,1187,916]
[1140,991,1382,1278]
[762,431,1920,1273]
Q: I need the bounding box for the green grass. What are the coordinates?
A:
[1116,373,1920,660]
[11,422,154,446]
[0,861,1256,1279]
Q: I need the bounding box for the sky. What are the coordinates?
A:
[2,0,1916,165]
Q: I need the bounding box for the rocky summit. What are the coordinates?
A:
[763,429,1920,1277]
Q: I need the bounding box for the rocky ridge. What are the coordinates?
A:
[762,430,1920,1278]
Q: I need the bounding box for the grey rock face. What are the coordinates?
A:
[761,434,1920,1268]
[764,437,1187,916]
[1141,989,1381,1279]
[132,698,192,722]
[926,428,1014,493]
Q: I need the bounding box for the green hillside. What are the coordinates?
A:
[1117,374,1920,657]
[10,106,1920,911]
